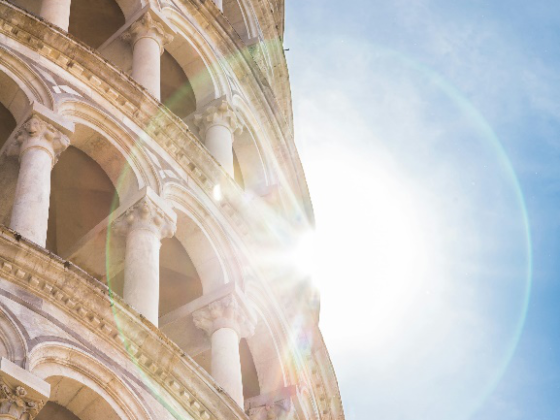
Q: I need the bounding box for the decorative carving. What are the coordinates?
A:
[112,196,176,240]
[193,100,243,137]
[121,12,174,54]
[0,381,45,420]
[247,399,292,420]
[7,116,70,165]
[193,295,256,338]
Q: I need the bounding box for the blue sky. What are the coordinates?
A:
[284,1,560,419]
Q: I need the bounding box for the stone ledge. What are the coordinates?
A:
[0,225,248,420]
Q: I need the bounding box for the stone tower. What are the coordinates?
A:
[0,1,344,419]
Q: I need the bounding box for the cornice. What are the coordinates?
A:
[0,226,247,420]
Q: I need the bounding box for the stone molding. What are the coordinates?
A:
[112,194,176,241]
[0,227,247,420]
[7,116,70,166]
[121,12,174,55]
[194,100,243,138]
[193,294,256,338]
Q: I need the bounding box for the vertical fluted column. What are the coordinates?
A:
[0,358,50,420]
[193,295,256,407]
[113,193,176,326]
[40,0,72,31]
[194,100,243,177]
[122,12,174,100]
[7,115,71,247]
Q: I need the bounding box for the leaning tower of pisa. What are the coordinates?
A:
[0,1,344,419]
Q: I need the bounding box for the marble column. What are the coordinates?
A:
[194,100,243,178]
[7,115,70,247]
[40,0,72,31]
[193,295,256,407]
[113,194,176,326]
[0,358,50,420]
[122,12,174,100]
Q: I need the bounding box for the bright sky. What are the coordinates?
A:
[284,1,560,419]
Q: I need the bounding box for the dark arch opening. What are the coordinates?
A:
[37,402,81,420]
[233,149,245,189]
[37,376,120,420]
[47,146,119,256]
[241,338,260,399]
[69,0,125,49]
[159,236,203,317]
[161,50,197,120]
[0,101,19,226]
[0,100,16,151]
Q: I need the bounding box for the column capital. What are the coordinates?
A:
[245,386,296,420]
[113,196,176,240]
[6,104,74,166]
[0,358,50,420]
[193,294,256,338]
[122,11,174,54]
[193,99,243,138]
[247,399,292,420]
[112,189,177,240]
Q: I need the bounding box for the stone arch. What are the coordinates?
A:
[163,8,230,107]
[163,182,239,294]
[244,280,297,396]
[231,95,271,192]
[223,0,258,42]
[46,145,119,257]
[0,307,27,367]
[0,46,53,127]
[57,99,161,201]
[29,342,152,420]
[0,53,53,225]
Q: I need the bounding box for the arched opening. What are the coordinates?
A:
[159,236,203,317]
[161,50,197,120]
[0,100,16,151]
[5,0,41,15]
[38,402,81,420]
[233,150,245,189]
[241,338,260,400]
[0,72,28,227]
[36,376,120,420]
[68,0,125,49]
[46,146,119,256]
[232,126,268,193]
[223,0,253,42]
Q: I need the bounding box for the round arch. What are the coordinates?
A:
[163,182,242,294]
[0,306,27,367]
[0,53,53,225]
[231,95,272,192]
[57,99,162,202]
[163,8,230,107]
[29,342,152,420]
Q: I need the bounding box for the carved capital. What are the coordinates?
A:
[112,196,176,240]
[193,294,256,338]
[247,399,292,420]
[122,12,174,54]
[0,381,45,420]
[7,116,70,166]
[193,100,243,138]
